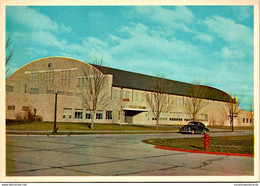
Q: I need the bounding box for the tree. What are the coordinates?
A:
[246,96,254,127]
[6,35,15,75]
[184,79,208,122]
[145,73,172,129]
[224,92,244,131]
[79,57,110,129]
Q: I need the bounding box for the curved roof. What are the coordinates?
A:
[8,56,232,102]
[93,64,232,102]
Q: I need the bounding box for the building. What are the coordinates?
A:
[6,57,253,126]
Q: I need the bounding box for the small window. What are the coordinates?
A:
[6,86,13,92]
[30,88,39,94]
[22,106,29,111]
[86,113,91,119]
[66,92,73,96]
[57,91,64,95]
[106,111,112,120]
[47,90,54,94]
[8,105,15,110]
[96,112,103,120]
[76,93,82,97]
[48,63,52,68]
[75,110,83,119]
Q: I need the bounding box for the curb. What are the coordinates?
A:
[154,145,254,157]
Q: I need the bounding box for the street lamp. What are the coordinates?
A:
[53,86,58,133]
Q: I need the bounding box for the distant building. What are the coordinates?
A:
[6,57,254,126]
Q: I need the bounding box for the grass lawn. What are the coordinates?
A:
[6,121,179,132]
[207,125,254,130]
[142,135,254,155]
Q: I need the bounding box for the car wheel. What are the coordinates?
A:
[191,130,195,135]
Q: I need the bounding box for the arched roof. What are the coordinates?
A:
[8,56,232,102]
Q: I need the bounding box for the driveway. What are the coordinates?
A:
[6,132,254,178]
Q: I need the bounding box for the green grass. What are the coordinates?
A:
[6,121,179,132]
[207,125,254,130]
[142,135,254,154]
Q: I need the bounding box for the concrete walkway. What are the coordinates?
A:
[6,132,254,179]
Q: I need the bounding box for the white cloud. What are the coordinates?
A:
[133,6,194,32]
[214,47,245,59]
[7,6,58,32]
[203,15,253,46]
[193,33,213,42]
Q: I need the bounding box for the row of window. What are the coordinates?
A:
[242,118,253,123]
[64,109,113,120]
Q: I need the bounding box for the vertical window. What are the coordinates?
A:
[31,72,33,82]
[75,109,83,119]
[106,111,112,120]
[82,78,84,87]
[86,111,91,119]
[36,72,39,82]
[65,70,67,86]
[61,71,64,85]
[243,118,245,123]
[52,71,54,84]
[96,112,103,120]
[49,71,51,83]
[68,70,71,87]
[45,72,48,83]
[78,78,81,87]
[48,63,52,68]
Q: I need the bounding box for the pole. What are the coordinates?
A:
[53,91,58,133]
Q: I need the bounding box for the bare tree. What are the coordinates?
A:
[247,96,254,127]
[79,57,110,129]
[224,92,244,131]
[184,79,208,122]
[145,73,172,129]
[6,35,15,75]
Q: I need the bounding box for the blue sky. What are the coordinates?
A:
[6,6,254,110]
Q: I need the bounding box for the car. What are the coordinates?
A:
[179,121,209,134]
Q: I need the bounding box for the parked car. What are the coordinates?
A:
[179,121,209,134]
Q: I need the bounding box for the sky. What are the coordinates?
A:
[5,5,254,110]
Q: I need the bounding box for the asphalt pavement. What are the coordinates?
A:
[5,131,255,181]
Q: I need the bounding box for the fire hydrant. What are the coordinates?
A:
[203,134,210,150]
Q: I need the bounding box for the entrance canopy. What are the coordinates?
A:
[123,108,149,112]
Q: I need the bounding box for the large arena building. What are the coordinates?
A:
[6,57,253,127]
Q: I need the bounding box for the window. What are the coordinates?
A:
[68,70,71,87]
[48,63,52,68]
[8,105,15,110]
[243,118,245,123]
[47,90,54,94]
[57,91,64,95]
[22,106,29,111]
[96,112,103,120]
[86,111,91,119]
[63,108,72,119]
[76,93,82,97]
[75,109,83,119]
[6,86,13,92]
[66,92,73,96]
[61,71,64,85]
[52,71,54,84]
[106,111,112,120]
[30,88,39,94]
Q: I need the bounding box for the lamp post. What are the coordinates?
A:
[53,86,58,133]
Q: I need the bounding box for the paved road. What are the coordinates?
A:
[6,131,254,177]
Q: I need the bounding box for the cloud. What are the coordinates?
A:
[213,47,245,59]
[202,15,253,46]
[133,6,194,32]
[7,6,58,32]
[193,33,213,42]
[7,6,72,34]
